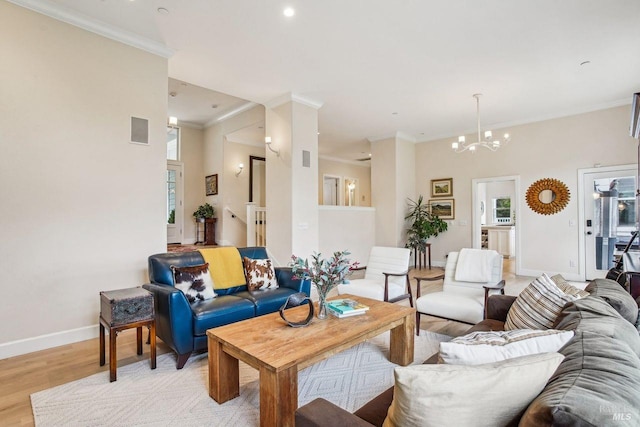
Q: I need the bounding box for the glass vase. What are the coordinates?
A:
[316,288,330,319]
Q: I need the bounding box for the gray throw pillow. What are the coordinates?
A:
[553,296,640,357]
[520,331,640,427]
[585,278,638,324]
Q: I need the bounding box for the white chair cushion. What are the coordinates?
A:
[337,279,406,301]
[416,292,484,324]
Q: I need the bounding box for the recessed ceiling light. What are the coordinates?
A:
[283,7,295,17]
[157,7,169,14]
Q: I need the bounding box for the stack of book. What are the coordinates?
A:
[327,299,370,318]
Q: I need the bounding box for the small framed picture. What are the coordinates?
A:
[205,174,218,196]
[431,178,453,197]
[429,198,455,220]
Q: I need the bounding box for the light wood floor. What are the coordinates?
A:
[0,258,526,426]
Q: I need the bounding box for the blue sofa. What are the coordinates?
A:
[143,246,310,368]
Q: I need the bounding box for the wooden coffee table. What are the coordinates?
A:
[207,294,415,427]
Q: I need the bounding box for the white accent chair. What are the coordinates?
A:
[337,246,413,306]
[414,249,505,334]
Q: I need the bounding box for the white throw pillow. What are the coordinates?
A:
[505,273,581,330]
[439,329,574,365]
[383,352,565,427]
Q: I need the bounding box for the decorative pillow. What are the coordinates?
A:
[585,278,639,324]
[243,257,278,291]
[439,329,574,365]
[171,263,216,303]
[550,274,589,298]
[505,274,581,330]
[383,352,565,427]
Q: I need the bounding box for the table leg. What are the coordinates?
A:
[136,326,143,355]
[109,327,117,382]
[260,365,297,427]
[149,321,156,370]
[389,313,415,366]
[99,320,105,366]
[208,336,239,403]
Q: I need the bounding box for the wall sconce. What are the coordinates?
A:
[235,163,244,177]
[265,136,280,156]
[168,116,178,127]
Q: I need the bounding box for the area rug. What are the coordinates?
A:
[31,332,450,426]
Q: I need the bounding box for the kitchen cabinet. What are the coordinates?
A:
[482,226,515,258]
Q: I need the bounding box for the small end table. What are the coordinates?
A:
[99,287,156,382]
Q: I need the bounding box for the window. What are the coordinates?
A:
[167,127,179,160]
[493,197,511,223]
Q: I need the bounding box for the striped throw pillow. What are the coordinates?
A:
[439,329,574,365]
[505,274,581,330]
[550,274,589,298]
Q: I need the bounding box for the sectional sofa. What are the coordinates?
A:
[144,246,310,368]
[296,278,640,426]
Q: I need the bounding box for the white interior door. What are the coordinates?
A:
[582,166,636,280]
[323,175,340,206]
[167,161,184,244]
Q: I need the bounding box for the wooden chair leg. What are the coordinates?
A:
[416,312,421,336]
[406,276,414,308]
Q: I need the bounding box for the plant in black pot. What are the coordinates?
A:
[193,203,215,222]
[405,195,448,252]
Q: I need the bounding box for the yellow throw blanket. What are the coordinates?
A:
[198,247,247,290]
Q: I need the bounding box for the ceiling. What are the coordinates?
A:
[19,0,640,160]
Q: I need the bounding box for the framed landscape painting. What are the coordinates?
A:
[429,198,455,220]
[205,174,218,196]
[431,178,453,197]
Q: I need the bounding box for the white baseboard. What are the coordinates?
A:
[517,268,584,283]
[182,237,197,244]
[0,324,98,360]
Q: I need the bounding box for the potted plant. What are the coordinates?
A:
[290,251,358,319]
[405,195,448,252]
[193,203,215,222]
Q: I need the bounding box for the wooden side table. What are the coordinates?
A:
[99,288,156,382]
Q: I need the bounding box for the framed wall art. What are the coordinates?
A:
[429,198,455,220]
[431,178,453,197]
[205,174,218,196]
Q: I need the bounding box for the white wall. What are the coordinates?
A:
[318,158,371,206]
[223,140,266,247]
[0,3,168,358]
[180,126,205,243]
[318,206,376,266]
[203,105,265,246]
[415,105,637,279]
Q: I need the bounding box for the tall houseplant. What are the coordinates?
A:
[405,195,448,252]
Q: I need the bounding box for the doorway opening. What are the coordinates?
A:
[322,175,341,206]
[472,175,521,273]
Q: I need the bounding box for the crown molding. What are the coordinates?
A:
[319,155,371,167]
[264,92,324,110]
[416,97,632,144]
[205,102,259,128]
[8,0,173,58]
[176,121,204,130]
[367,131,417,143]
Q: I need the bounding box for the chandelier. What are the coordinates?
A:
[451,94,510,153]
